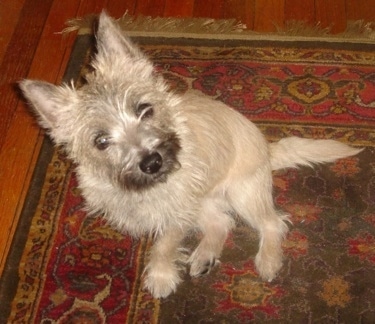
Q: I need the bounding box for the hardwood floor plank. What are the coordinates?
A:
[315,0,347,33]
[0,0,54,152]
[76,0,110,17]
[346,0,375,22]
[0,0,26,63]
[135,0,166,17]
[193,0,224,19]
[254,0,285,32]
[223,0,255,30]
[285,0,315,25]
[106,0,137,17]
[164,0,194,17]
[27,2,83,82]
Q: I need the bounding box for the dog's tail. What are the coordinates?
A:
[269,137,362,171]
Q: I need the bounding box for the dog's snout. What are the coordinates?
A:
[140,152,163,174]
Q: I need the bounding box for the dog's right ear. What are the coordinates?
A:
[92,12,155,82]
[96,11,145,63]
[20,80,77,143]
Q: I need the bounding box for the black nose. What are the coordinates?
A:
[139,152,163,174]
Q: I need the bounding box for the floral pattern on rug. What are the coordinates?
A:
[152,46,375,127]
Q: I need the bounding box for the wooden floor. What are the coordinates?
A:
[1,0,374,277]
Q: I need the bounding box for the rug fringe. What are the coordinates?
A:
[279,20,375,40]
[62,11,246,35]
[61,12,375,43]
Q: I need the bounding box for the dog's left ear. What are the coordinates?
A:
[96,11,144,62]
[19,80,78,145]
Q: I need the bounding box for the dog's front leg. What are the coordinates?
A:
[143,227,186,298]
[189,198,234,277]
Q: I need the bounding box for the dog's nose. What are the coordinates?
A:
[139,152,163,174]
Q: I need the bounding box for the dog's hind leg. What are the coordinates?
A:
[227,165,289,281]
[189,197,234,277]
[253,213,289,281]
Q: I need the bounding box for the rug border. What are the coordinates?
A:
[0,137,54,320]
[111,30,375,46]
[131,34,375,54]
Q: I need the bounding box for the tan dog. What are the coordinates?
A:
[20,12,361,298]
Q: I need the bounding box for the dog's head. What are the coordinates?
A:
[20,12,181,190]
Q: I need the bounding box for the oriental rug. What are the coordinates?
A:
[1,18,375,323]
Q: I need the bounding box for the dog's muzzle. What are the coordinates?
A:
[139,152,163,174]
[118,133,181,191]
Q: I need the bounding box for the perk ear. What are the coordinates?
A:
[96,11,144,61]
[20,80,77,143]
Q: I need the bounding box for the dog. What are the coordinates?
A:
[20,12,362,298]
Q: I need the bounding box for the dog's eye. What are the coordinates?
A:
[94,133,111,150]
[136,103,154,120]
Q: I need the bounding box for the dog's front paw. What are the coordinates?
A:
[144,264,182,298]
[190,258,218,277]
[189,250,220,277]
[255,252,283,282]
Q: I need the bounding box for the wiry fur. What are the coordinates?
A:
[20,12,362,298]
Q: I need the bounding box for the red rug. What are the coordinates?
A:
[1,31,375,323]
